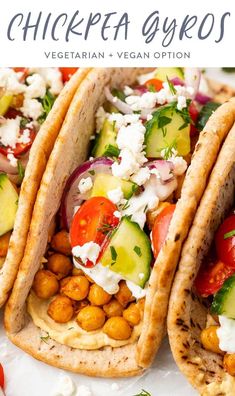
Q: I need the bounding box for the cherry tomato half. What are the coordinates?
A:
[194,259,235,297]
[152,204,175,259]
[70,197,119,267]
[189,101,199,136]
[59,68,78,83]
[144,78,163,92]
[215,214,235,268]
[0,363,4,389]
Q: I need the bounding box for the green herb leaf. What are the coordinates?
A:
[133,390,151,396]
[166,76,177,95]
[196,102,220,131]
[224,230,235,240]
[38,89,56,124]
[110,246,117,262]
[40,332,50,344]
[88,170,95,176]
[148,84,156,93]
[103,144,120,158]
[111,88,126,102]
[20,117,30,128]
[17,160,25,183]
[134,246,142,257]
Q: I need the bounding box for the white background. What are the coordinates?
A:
[0,0,234,66]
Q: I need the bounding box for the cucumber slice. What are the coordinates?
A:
[100,216,152,287]
[92,119,119,158]
[145,103,191,158]
[0,173,18,236]
[0,95,13,116]
[91,173,137,200]
[211,274,235,319]
[154,67,184,82]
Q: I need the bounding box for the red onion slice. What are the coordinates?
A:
[184,68,201,98]
[147,160,174,183]
[104,87,133,115]
[61,157,113,230]
[195,92,212,105]
[170,77,184,86]
[133,85,148,95]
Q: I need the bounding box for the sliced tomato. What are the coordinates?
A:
[70,197,119,267]
[152,204,176,259]
[0,364,4,389]
[215,214,235,268]
[144,78,163,92]
[189,101,199,136]
[195,259,235,297]
[59,68,78,83]
[0,127,36,158]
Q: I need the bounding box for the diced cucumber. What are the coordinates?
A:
[0,173,18,236]
[0,95,13,116]
[90,173,137,200]
[211,275,235,319]
[100,216,152,287]
[92,119,119,158]
[154,67,184,82]
[145,103,191,158]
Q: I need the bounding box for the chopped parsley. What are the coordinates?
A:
[134,246,142,257]
[104,144,120,158]
[110,246,117,262]
[40,332,50,344]
[20,117,30,128]
[224,230,235,240]
[17,160,25,183]
[88,170,95,176]
[111,88,126,102]
[38,89,56,124]
[166,76,177,95]
[196,102,220,131]
[161,138,177,160]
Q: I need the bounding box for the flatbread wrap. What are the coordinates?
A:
[168,124,235,395]
[4,67,235,377]
[0,67,91,306]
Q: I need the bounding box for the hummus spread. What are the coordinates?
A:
[27,292,142,350]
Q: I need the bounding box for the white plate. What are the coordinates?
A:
[1,68,235,396]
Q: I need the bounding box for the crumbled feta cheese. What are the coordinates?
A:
[171,156,187,176]
[17,128,31,145]
[147,114,153,121]
[77,385,93,396]
[29,68,63,95]
[74,260,122,294]
[25,73,46,99]
[52,375,76,396]
[217,316,235,353]
[108,113,140,130]
[78,177,93,194]
[96,106,107,131]
[107,187,124,204]
[123,85,134,96]
[177,95,187,111]
[125,92,158,111]
[131,167,150,186]
[21,98,43,120]
[72,242,100,265]
[7,153,18,167]
[110,383,120,391]
[0,116,21,148]
[114,210,122,219]
[126,280,147,299]
[0,68,25,95]
[112,148,140,180]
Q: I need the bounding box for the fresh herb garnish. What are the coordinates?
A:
[20,117,30,128]
[17,160,25,183]
[224,230,235,240]
[161,138,177,160]
[112,88,126,102]
[148,84,156,93]
[166,76,177,95]
[134,246,142,257]
[88,170,95,176]
[122,200,130,211]
[133,390,151,396]
[98,222,114,235]
[110,246,117,262]
[38,90,56,124]
[40,332,50,344]
[196,102,220,131]
[104,144,120,158]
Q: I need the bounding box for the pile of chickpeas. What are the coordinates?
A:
[201,325,235,376]
[32,229,143,341]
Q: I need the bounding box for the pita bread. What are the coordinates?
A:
[168,126,235,394]
[0,68,91,307]
[4,70,235,377]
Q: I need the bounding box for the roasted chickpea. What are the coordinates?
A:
[103,299,123,318]
[51,230,71,256]
[115,281,135,307]
[47,253,72,279]
[103,317,132,340]
[224,354,235,376]
[123,303,141,326]
[33,270,59,299]
[88,284,112,306]
[0,231,11,257]
[201,326,223,355]
[77,306,105,331]
[47,295,74,323]
[61,276,89,301]
[72,267,84,276]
